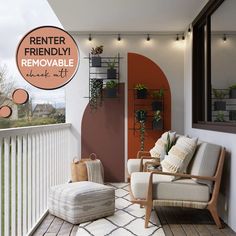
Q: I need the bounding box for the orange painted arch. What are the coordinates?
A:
[128,52,171,158]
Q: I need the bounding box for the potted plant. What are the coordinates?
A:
[151,88,164,111]
[107,58,116,79]
[214,111,225,122]
[135,109,147,122]
[135,109,147,151]
[229,110,236,121]
[90,79,103,110]
[152,110,163,130]
[135,84,148,99]
[105,80,118,98]
[229,84,236,98]
[91,45,103,67]
[212,89,227,111]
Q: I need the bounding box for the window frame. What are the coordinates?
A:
[192,0,236,133]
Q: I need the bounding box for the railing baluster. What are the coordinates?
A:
[27,134,32,231]
[39,133,43,216]
[4,137,10,236]
[17,135,22,236]
[22,135,27,235]
[36,134,40,220]
[32,134,36,226]
[11,136,17,236]
[0,138,2,236]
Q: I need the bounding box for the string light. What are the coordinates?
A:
[182,35,185,40]
[188,26,191,34]
[117,34,121,41]
[88,34,92,41]
[223,34,227,42]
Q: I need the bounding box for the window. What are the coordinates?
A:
[192,0,236,133]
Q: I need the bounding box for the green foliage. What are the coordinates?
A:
[229,84,236,89]
[214,111,225,122]
[106,80,118,89]
[90,79,103,110]
[107,58,116,69]
[135,109,147,122]
[91,45,103,55]
[134,83,148,91]
[164,132,176,154]
[152,88,164,99]
[212,88,227,99]
[153,110,161,122]
[0,117,61,129]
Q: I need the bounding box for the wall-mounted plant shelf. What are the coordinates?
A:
[84,53,123,109]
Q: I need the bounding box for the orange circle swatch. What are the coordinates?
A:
[16,26,79,90]
[12,88,29,104]
[0,106,12,118]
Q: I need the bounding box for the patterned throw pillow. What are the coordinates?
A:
[149,131,176,161]
[161,136,198,174]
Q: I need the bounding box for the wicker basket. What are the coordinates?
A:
[71,153,97,182]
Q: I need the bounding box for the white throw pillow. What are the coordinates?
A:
[161,136,198,174]
[149,131,176,161]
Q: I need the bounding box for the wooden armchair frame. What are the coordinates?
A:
[129,147,226,229]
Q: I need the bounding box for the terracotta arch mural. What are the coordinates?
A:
[128,52,171,159]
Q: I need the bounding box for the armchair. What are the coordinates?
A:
[129,141,226,229]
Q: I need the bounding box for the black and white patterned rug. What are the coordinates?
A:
[76,183,165,236]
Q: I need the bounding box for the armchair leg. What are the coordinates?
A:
[208,205,222,229]
[145,204,152,228]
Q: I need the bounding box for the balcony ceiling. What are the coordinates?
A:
[47,0,208,32]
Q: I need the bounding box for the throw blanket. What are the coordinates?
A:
[85,160,104,184]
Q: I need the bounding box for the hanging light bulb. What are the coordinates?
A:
[182,35,185,40]
[223,34,227,42]
[117,34,121,41]
[176,34,179,41]
[188,26,191,34]
[147,34,150,41]
[88,34,92,41]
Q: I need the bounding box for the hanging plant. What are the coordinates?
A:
[90,79,103,110]
[91,45,104,67]
[135,109,147,151]
[134,84,148,99]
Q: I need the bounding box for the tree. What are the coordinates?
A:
[0,64,15,105]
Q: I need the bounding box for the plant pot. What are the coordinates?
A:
[152,100,163,111]
[136,111,147,122]
[105,88,117,98]
[229,110,236,121]
[152,119,163,130]
[91,56,101,67]
[136,89,148,99]
[214,101,226,111]
[229,88,236,98]
[107,69,116,79]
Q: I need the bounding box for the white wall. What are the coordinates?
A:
[66,34,185,161]
[184,32,236,231]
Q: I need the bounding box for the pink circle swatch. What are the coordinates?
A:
[0,106,12,118]
[12,88,29,104]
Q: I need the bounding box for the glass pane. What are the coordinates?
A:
[211,0,236,123]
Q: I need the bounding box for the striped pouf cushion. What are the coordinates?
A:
[49,181,115,224]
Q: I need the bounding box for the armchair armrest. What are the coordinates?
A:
[137,151,150,159]
[150,170,216,181]
[140,156,160,172]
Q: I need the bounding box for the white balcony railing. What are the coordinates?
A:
[0,123,72,236]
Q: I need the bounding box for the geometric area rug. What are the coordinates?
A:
[76,183,165,236]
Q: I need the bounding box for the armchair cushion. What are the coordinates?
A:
[190,142,221,190]
[149,131,176,161]
[130,172,210,202]
[127,159,151,175]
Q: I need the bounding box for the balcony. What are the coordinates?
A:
[0,123,71,236]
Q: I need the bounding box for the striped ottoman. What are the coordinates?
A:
[49,181,115,224]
